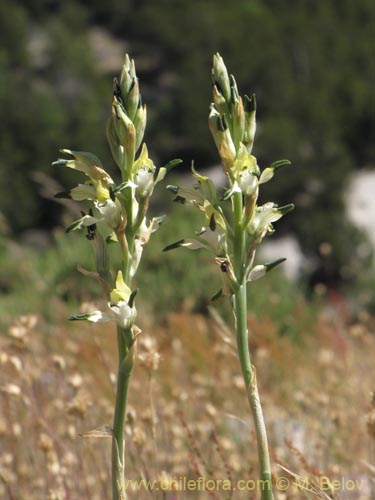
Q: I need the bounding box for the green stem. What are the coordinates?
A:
[112,165,137,499]
[232,192,274,500]
[232,192,245,279]
[112,326,133,500]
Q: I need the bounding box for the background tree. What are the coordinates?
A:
[1,0,373,289]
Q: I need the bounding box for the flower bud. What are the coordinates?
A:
[133,104,147,153]
[119,54,136,100]
[106,117,125,168]
[126,77,140,121]
[243,94,256,153]
[232,95,245,149]
[112,97,136,177]
[212,85,228,115]
[212,53,231,102]
[229,75,239,105]
[208,104,221,145]
[208,106,236,173]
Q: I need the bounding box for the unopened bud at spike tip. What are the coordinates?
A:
[230,75,239,104]
[133,104,147,152]
[244,94,257,153]
[212,85,228,115]
[212,53,231,102]
[126,77,140,121]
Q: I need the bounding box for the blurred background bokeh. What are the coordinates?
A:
[0,0,374,316]
[0,2,374,498]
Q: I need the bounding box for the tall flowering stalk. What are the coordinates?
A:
[165,54,294,500]
[53,55,180,500]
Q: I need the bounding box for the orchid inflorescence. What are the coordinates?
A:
[165,54,294,500]
[53,55,180,499]
[53,55,180,332]
[165,53,294,298]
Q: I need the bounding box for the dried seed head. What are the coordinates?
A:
[205,403,217,418]
[132,426,146,447]
[52,355,66,371]
[1,383,21,396]
[126,407,137,425]
[68,373,83,389]
[67,394,91,419]
[39,433,54,453]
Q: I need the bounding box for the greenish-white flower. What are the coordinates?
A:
[247,202,294,239]
[70,271,136,329]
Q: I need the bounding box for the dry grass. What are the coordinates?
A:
[0,302,374,499]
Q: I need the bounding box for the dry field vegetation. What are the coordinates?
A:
[1,297,374,499]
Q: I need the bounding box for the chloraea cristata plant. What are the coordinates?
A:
[165,54,294,500]
[53,55,180,500]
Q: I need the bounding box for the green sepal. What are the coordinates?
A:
[65,215,98,233]
[66,219,86,233]
[211,289,224,301]
[247,258,287,282]
[278,203,295,215]
[244,93,256,113]
[259,159,291,184]
[69,313,92,321]
[265,257,287,272]
[166,185,179,195]
[209,213,216,231]
[52,159,68,167]
[128,289,138,308]
[162,159,183,173]
[163,239,185,252]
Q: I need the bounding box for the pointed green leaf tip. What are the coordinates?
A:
[211,289,224,301]
[128,289,138,308]
[259,159,292,184]
[166,185,179,194]
[163,239,185,252]
[264,257,287,271]
[69,313,92,321]
[247,258,287,282]
[162,159,183,173]
[278,203,295,215]
[244,94,256,113]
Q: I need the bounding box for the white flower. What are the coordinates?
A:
[95,199,123,230]
[70,271,136,329]
[109,301,135,329]
[238,169,258,195]
[134,167,155,198]
[247,202,294,238]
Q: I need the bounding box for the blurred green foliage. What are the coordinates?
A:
[1,0,373,289]
[0,204,319,336]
